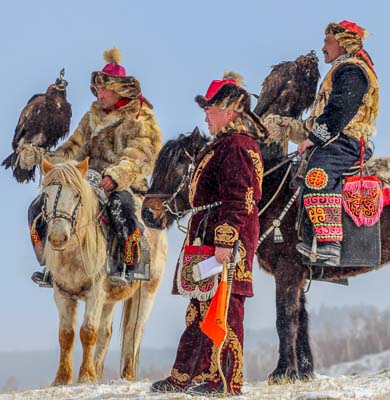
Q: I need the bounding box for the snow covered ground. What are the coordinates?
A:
[1,370,389,400]
[322,349,390,377]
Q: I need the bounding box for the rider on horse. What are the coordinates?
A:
[270,20,379,266]
[21,48,162,285]
[151,75,267,395]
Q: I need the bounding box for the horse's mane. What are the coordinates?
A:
[42,161,105,277]
[151,131,208,186]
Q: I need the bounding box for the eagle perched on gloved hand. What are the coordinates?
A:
[2,69,72,183]
[254,50,320,119]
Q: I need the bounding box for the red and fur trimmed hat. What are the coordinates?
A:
[90,48,153,108]
[325,20,375,74]
[196,71,268,139]
[195,71,251,112]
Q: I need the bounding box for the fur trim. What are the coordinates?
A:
[103,48,122,64]
[367,157,390,182]
[223,71,244,87]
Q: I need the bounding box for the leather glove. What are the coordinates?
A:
[17,144,45,170]
[263,114,309,145]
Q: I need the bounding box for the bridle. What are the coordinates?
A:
[42,182,82,234]
[144,148,196,225]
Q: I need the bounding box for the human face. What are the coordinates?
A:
[322,33,347,64]
[204,107,234,135]
[96,85,122,109]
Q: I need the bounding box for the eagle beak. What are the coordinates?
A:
[307,50,319,63]
[55,68,68,89]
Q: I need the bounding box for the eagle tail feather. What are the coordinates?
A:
[13,166,36,183]
[1,152,16,169]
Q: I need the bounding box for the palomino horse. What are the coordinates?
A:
[39,158,167,385]
[141,127,390,384]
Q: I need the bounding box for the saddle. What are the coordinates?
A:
[300,156,390,269]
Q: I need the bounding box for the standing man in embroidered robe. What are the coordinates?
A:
[20,48,162,285]
[291,20,379,265]
[151,76,267,395]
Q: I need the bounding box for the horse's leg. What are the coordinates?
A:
[94,302,115,381]
[52,294,78,386]
[78,291,104,383]
[296,290,314,381]
[269,265,306,385]
[120,283,149,380]
[121,230,167,380]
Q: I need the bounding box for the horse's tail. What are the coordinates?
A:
[120,290,143,379]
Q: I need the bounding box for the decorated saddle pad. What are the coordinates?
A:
[342,176,383,227]
[177,245,219,301]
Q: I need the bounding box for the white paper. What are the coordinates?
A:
[192,256,222,282]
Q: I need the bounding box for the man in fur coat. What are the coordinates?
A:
[151,76,267,395]
[22,48,162,285]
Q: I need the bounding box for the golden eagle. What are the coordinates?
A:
[2,69,72,183]
[254,51,320,119]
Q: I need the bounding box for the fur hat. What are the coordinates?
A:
[196,72,268,139]
[326,20,367,55]
[325,20,375,74]
[195,71,250,113]
[90,48,152,107]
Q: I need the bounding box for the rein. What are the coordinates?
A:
[145,148,197,230]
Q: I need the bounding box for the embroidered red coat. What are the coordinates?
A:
[172,130,263,297]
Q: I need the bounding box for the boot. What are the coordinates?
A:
[150,378,186,393]
[109,264,135,286]
[296,241,341,266]
[31,267,53,288]
[187,382,226,396]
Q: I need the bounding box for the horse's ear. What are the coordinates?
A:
[77,157,89,177]
[191,126,203,147]
[41,158,55,175]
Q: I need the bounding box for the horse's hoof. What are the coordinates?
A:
[298,371,315,382]
[78,368,96,383]
[268,368,299,385]
[52,376,72,386]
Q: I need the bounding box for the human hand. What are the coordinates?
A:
[215,246,232,264]
[298,139,314,154]
[99,175,117,191]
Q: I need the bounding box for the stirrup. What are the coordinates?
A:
[109,267,134,286]
[31,269,53,288]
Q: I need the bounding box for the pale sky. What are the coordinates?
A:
[0,0,389,353]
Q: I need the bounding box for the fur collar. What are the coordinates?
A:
[88,100,141,137]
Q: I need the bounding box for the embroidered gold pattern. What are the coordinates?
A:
[215,223,239,246]
[245,187,254,215]
[189,151,215,206]
[171,368,190,383]
[226,323,244,391]
[123,227,142,265]
[192,342,219,384]
[199,301,209,319]
[30,225,44,260]
[247,149,263,191]
[234,243,252,282]
[185,303,198,327]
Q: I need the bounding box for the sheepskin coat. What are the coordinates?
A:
[49,98,162,192]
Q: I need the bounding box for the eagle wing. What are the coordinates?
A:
[12,94,47,149]
[254,61,297,117]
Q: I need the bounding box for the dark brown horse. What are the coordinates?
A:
[141,126,390,384]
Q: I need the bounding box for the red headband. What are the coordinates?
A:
[338,20,364,38]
